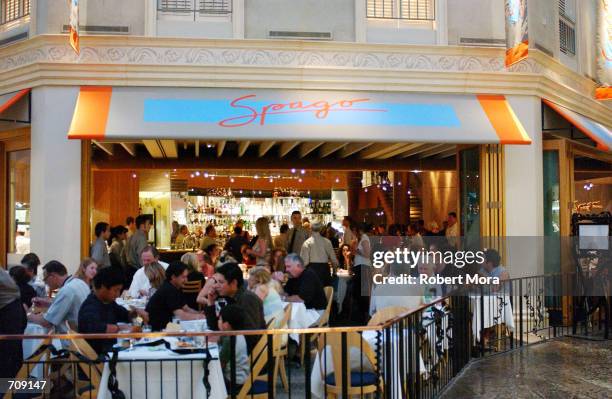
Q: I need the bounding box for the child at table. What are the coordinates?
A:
[218,304,256,395]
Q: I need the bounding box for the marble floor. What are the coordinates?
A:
[440,337,612,399]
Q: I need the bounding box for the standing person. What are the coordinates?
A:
[28,260,93,333]
[273,223,289,250]
[21,253,46,297]
[146,262,206,331]
[341,216,356,247]
[445,212,459,248]
[9,266,37,309]
[0,267,27,379]
[348,222,373,325]
[125,216,136,239]
[300,222,339,287]
[109,225,128,270]
[91,222,111,268]
[170,221,180,245]
[286,211,309,255]
[325,223,340,249]
[224,226,249,262]
[246,217,272,267]
[199,224,217,251]
[128,246,166,298]
[78,267,144,354]
[125,214,152,285]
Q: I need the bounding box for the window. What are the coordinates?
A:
[558,0,576,55]
[366,0,435,20]
[8,149,30,255]
[1,0,30,26]
[157,0,231,15]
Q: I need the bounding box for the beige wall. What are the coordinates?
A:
[421,171,457,227]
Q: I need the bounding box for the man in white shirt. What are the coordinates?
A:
[300,222,339,287]
[128,246,168,298]
[341,216,356,247]
[445,212,460,248]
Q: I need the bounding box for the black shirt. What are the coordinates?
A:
[204,287,265,331]
[224,235,249,261]
[17,282,36,308]
[284,268,327,310]
[146,281,186,331]
[78,293,130,354]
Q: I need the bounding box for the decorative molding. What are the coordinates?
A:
[0,35,609,128]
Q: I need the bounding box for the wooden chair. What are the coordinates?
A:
[182,279,203,294]
[367,306,409,326]
[301,287,334,365]
[5,339,51,399]
[236,334,270,399]
[183,279,204,310]
[67,327,103,399]
[272,304,292,393]
[317,332,383,398]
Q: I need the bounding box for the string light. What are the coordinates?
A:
[230,177,235,183]
[397,181,402,186]
[190,173,194,178]
[298,178,303,183]
[269,177,273,183]
[291,168,296,174]
[300,169,306,175]
[335,177,340,183]
[164,173,169,178]
[204,172,209,178]
[131,173,137,179]
[195,171,201,176]
[365,188,368,192]
[210,175,215,181]
[254,175,259,179]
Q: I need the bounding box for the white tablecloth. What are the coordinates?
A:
[470,295,515,341]
[284,302,323,343]
[311,330,426,399]
[23,323,62,379]
[97,340,227,399]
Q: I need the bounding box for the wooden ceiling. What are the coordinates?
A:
[92,139,457,171]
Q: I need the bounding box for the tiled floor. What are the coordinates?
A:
[440,337,612,399]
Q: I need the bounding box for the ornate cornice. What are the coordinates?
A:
[0,34,610,127]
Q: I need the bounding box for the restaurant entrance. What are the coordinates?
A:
[68,85,532,258]
[89,141,460,258]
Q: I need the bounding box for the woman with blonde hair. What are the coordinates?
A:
[247,217,272,267]
[247,266,284,322]
[74,257,98,288]
[181,252,205,309]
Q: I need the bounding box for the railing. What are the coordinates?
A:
[366,0,435,21]
[157,0,232,19]
[2,273,609,398]
[0,0,30,26]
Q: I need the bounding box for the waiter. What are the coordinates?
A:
[300,222,339,287]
